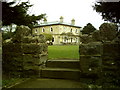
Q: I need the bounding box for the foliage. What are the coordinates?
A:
[2,1,46,29]
[80,34,91,44]
[2,25,48,79]
[93,2,120,24]
[61,32,76,43]
[11,25,31,43]
[2,25,31,42]
[0,47,2,55]
[81,23,96,34]
[42,33,53,42]
[14,25,31,36]
[2,78,29,88]
[61,32,66,35]
[61,32,75,36]
[99,23,118,41]
[2,31,15,40]
[92,30,101,42]
[0,32,2,46]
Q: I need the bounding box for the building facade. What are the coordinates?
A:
[32,16,81,45]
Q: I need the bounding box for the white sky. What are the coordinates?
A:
[27,0,105,29]
[17,0,105,29]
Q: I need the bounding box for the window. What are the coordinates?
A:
[71,28,72,32]
[42,28,45,32]
[76,29,78,33]
[50,27,53,32]
[35,29,38,33]
[76,38,78,43]
[64,36,67,42]
[52,37,54,42]
[71,38,73,42]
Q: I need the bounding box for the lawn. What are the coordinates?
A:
[48,45,79,59]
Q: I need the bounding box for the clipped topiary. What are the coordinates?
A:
[12,25,31,43]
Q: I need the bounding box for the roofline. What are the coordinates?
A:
[34,23,81,28]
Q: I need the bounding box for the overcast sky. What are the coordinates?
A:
[27,0,105,29]
[9,0,106,29]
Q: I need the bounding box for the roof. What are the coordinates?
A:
[34,21,81,28]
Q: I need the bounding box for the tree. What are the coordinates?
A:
[2,0,46,40]
[81,23,96,34]
[2,31,15,40]
[2,1,46,29]
[99,23,118,41]
[93,1,120,24]
[42,33,53,42]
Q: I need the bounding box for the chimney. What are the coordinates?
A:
[60,16,63,23]
[44,18,47,24]
[71,19,75,25]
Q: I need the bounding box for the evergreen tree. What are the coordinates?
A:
[2,1,46,29]
[81,23,96,34]
[99,23,118,41]
[93,1,120,24]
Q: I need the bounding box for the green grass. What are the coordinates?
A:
[2,78,30,88]
[48,45,79,59]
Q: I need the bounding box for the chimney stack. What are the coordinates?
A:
[60,16,63,23]
[71,19,75,25]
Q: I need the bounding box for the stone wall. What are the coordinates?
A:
[0,31,2,47]
[102,42,120,87]
[2,26,48,78]
[79,42,120,87]
[79,42,102,85]
[79,28,120,87]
